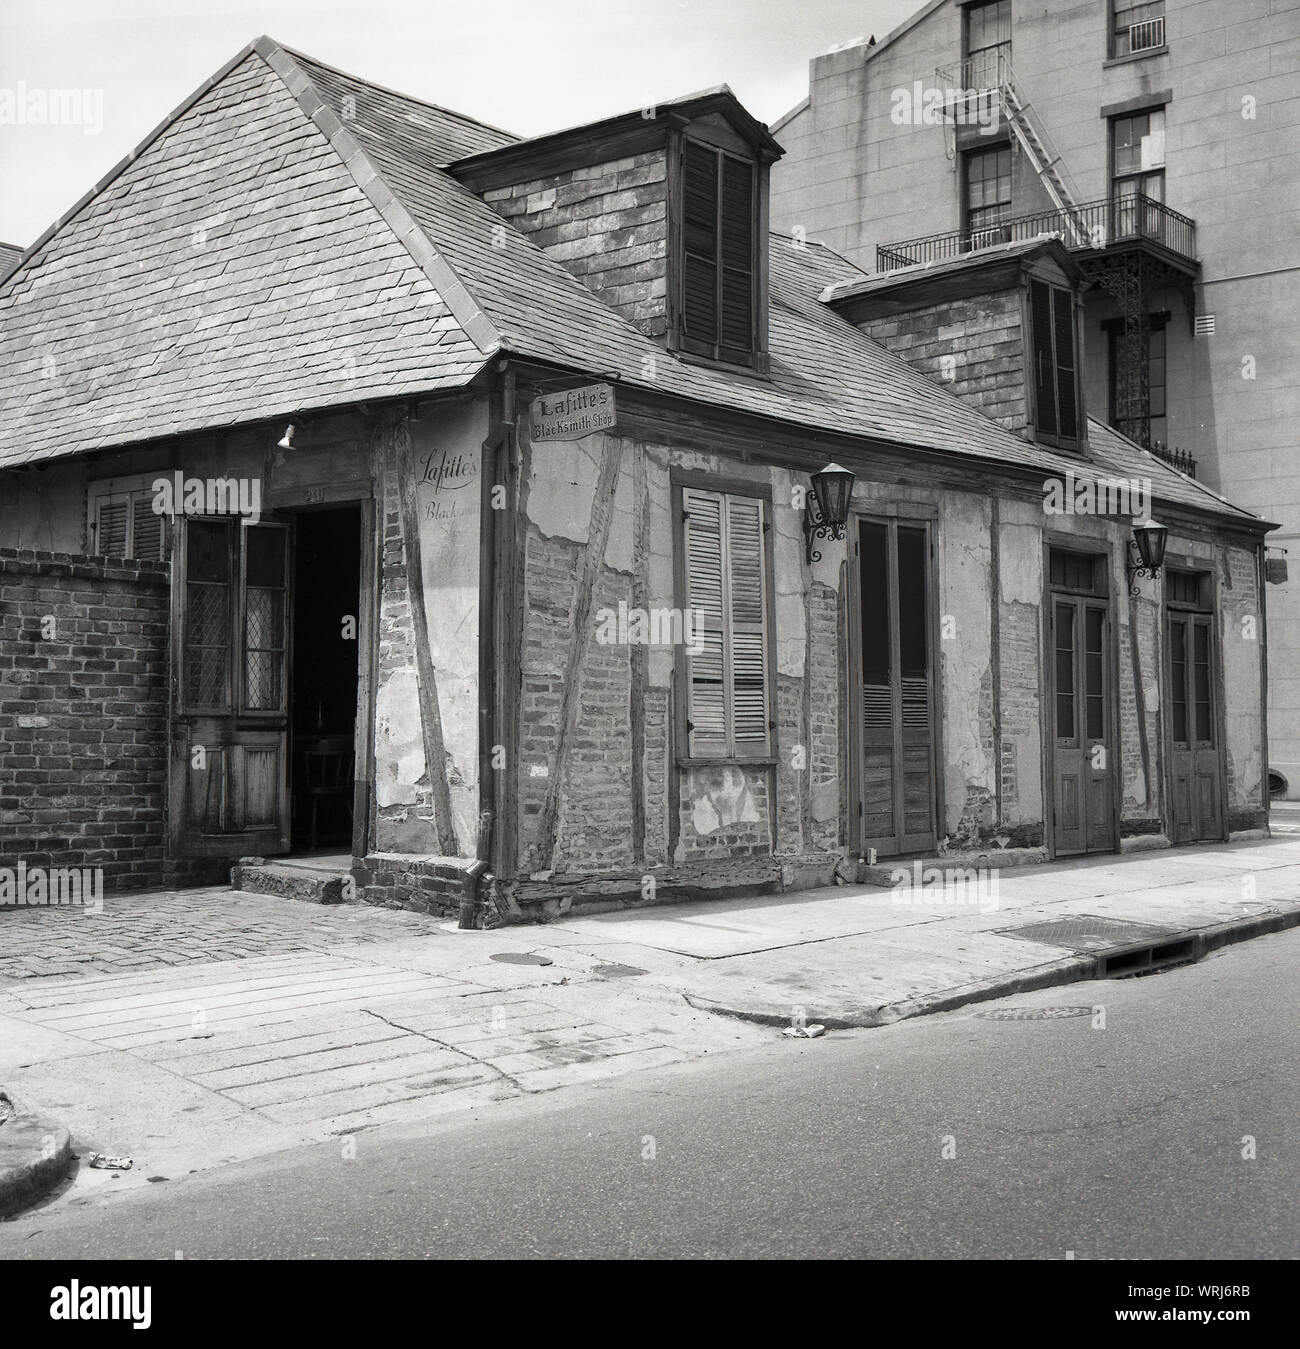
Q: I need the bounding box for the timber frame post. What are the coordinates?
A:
[378,406,460,858]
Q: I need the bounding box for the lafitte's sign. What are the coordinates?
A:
[529,383,616,441]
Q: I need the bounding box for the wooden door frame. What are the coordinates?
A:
[167,514,294,858]
[846,502,944,859]
[1161,558,1230,844]
[1040,535,1122,859]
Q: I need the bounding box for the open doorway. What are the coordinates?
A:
[290,505,361,854]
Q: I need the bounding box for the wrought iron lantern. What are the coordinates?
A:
[803,462,856,564]
[1126,517,1169,595]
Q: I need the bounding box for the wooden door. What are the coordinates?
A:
[169,516,292,858]
[1167,612,1222,843]
[1051,596,1115,855]
[857,519,937,857]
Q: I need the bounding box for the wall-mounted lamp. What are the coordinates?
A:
[1126,516,1169,596]
[277,423,296,450]
[803,462,856,564]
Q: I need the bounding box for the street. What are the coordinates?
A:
[3,926,1295,1260]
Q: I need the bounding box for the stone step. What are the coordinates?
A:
[857,846,1049,888]
[230,858,352,905]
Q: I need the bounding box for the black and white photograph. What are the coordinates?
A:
[0,0,1295,1311]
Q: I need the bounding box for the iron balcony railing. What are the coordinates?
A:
[876,193,1197,273]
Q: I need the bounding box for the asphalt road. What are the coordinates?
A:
[2,928,1296,1260]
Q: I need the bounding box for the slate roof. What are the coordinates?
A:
[0,37,1266,531]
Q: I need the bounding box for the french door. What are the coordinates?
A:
[1050,594,1116,855]
[1166,611,1223,842]
[856,518,937,857]
[169,516,293,857]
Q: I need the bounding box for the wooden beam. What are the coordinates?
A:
[388,412,459,858]
[630,442,649,864]
[534,433,624,871]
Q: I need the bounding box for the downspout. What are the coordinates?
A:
[460,365,514,927]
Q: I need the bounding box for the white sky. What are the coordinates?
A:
[0,0,920,247]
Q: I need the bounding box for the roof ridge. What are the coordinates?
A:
[254,36,501,358]
[278,42,521,144]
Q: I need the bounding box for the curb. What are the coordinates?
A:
[682,905,1300,1031]
[0,1091,74,1219]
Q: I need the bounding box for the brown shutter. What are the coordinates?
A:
[132,493,165,561]
[1031,278,1058,437]
[682,142,719,352]
[95,498,128,557]
[683,488,726,754]
[719,157,754,363]
[682,488,770,756]
[725,494,768,750]
[1053,286,1078,440]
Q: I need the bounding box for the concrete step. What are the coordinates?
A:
[857,845,1049,888]
[230,857,352,905]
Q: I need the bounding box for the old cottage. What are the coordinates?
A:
[0,37,1274,923]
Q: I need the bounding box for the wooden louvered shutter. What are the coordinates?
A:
[1031,278,1058,438]
[132,494,165,560]
[726,495,768,749]
[684,489,727,753]
[96,498,129,557]
[682,142,719,353]
[1052,286,1078,440]
[683,488,771,756]
[719,157,755,364]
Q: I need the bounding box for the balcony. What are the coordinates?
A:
[876,194,1197,274]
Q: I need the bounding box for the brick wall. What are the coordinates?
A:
[0,549,168,890]
[481,153,668,339]
[853,291,1028,435]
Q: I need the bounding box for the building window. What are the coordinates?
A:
[1111,1,1166,59]
[964,145,1013,240]
[678,138,758,368]
[964,0,1012,88]
[1111,107,1165,239]
[87,475,168,560]
[1107,313,1167,448]
[679,486,772,758]
[1029,278,1080,446]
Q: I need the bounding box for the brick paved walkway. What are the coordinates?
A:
[0,887,439,983]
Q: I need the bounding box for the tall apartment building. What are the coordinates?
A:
[771,0,1300,796]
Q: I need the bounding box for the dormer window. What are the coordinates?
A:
[675,137,765,371]
[1029,277,1082,449]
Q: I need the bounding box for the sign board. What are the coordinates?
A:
[529,383,616,442]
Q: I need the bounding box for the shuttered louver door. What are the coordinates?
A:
[1031,279,1058,438]
[719,157,755,364]
[682,487,771,757]
[682,141,719,354]
[726,495,768,748]
[95,498,129,557]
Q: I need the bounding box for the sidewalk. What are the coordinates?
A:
[1,824,1297,1214]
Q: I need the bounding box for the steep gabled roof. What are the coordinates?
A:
[0,37,1269,532]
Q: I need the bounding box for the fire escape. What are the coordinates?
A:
[878,52,1199,456]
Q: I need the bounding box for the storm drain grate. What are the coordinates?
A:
[1000,915,1175,951]
[978,1006,1094,1021]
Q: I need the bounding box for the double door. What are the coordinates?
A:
[1166,611,1223,843]
[1051,594,1116,855]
